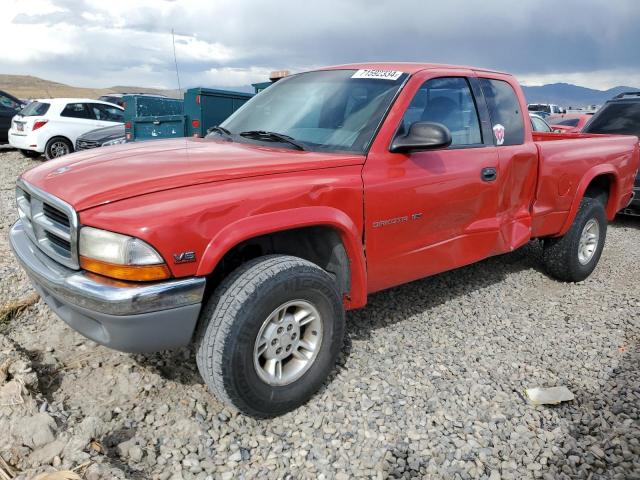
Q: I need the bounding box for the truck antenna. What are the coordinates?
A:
[171,28,182,97]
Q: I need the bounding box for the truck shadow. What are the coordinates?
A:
[613,214,640,230]
[132,348,202,386]
[134,240,547,388]
[345,240,545,343]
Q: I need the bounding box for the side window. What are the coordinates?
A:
[479,79,525,146]
[60,103,91,119]
[91,104,124,122]
[400,77,482,146]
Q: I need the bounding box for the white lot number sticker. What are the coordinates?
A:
[352,69,403,81]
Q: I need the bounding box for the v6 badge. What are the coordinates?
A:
[173,251,196,264]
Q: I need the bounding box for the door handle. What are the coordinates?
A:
[481,167,497,182]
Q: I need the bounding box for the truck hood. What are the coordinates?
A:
[21,138,365,211]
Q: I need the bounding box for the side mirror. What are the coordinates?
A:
[390,122,452,153]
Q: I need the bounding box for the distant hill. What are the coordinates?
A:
[521,83,639,108]
[2,74,637,109]
[0,75,180,100]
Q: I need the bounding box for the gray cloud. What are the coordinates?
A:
[4,0,640,90]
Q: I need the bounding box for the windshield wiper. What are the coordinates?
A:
[206,126,232,140]
[238,130,306,151]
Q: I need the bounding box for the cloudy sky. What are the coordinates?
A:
[1,0,639,91]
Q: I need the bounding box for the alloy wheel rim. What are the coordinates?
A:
[253,300,323,386]
[50,142,69,158]
[578,218,599,265]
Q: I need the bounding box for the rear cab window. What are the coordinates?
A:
[19,101,50,116]
[61,103,92,119]
[583,102,640,137]
[479,78,525,145]
[399,77,483,146]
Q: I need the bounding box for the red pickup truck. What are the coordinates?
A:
[10,63,639,417]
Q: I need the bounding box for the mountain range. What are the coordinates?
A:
[1,74,638,109]
[0,75,180,100]
[521,83,639,108]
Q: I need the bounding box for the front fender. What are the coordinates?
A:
[196,206,367,309]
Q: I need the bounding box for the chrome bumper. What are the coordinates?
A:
[9,220,206,352]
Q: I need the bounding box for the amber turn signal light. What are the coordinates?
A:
[80,256,171,282]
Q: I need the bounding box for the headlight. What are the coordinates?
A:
[79,227,170,281]
[101,137,126,147]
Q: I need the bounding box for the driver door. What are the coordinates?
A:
[363,73,501,292]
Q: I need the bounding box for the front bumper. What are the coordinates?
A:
[9,220,206,352]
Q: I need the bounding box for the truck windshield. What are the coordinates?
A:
[218,69,408,153]
[583,102,640,137]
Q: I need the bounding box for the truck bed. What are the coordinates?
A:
[531,132,639,238]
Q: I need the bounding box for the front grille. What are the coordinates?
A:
[16,180,79,269]
[75,139,100,150]
[45,230,72,251]
[43,203,70,228]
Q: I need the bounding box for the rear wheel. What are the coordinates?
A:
[195,255,345,418]
[542,197,607,282]
[45,137,73,160]
[19,149,40,158]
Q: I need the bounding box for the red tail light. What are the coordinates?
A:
[125,122,131,129]
[32,120,48,131]
[191,119,200,129]
[196,95,201,105]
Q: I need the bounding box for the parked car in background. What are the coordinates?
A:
[98,93,167,108]
[76,124,126,151]
[8,98,124,159]
[9,63,639,417]
[582,92,640,215]
[0,90,26,143]
[528,103,565,115]
[547,113,593,133]
[529,113,553,132]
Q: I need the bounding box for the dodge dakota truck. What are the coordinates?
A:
[10,63,639,417]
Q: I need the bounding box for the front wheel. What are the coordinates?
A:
[195,255,345,418]
[542,197,607,282]
[45,137,73,160]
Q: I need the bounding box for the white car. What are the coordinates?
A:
[8,98,124,160]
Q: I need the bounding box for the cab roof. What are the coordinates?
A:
[320,62,511,76]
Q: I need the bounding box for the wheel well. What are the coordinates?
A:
[584,174,613,208]
[205,226,351,298]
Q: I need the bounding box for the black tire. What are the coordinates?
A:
[19,149,40,158]
[542,197,607,282]
[45,137,73,160]
[195,255,345,418]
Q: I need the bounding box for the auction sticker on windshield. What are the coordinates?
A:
[352,69,403,80]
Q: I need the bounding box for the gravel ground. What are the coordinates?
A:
[0,148,638,480]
